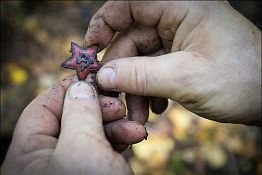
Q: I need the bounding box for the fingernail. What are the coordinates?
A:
[97,67,116,89]
[68,81,96,100]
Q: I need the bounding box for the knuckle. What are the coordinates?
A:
[132,60,149,95]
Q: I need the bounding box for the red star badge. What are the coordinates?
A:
[61,42,102,80]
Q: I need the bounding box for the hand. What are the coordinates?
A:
[84,1,261,125]
[1,77,134,175]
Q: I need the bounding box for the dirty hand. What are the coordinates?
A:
[1,77,134,175]
[85,1,261,125]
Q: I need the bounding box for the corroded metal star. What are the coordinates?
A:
[61,42,102,80]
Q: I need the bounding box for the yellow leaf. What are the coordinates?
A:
[202,143,228,169]
[7,64,28,85]
[168,107,192,140]
[132,132,175,168]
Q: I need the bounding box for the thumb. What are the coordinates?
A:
[58,81,107,146]
[97,51,201,99]
[54,82,133,174]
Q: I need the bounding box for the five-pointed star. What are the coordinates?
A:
[61,42,101,80]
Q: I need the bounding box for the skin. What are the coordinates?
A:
[1,76,134,175]
[1,1,261,175]
[85,1,261,125]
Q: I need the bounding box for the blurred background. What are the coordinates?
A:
[1,1,261,175]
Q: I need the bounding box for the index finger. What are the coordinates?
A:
[84,1,164,50]
[84,1,132,50]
